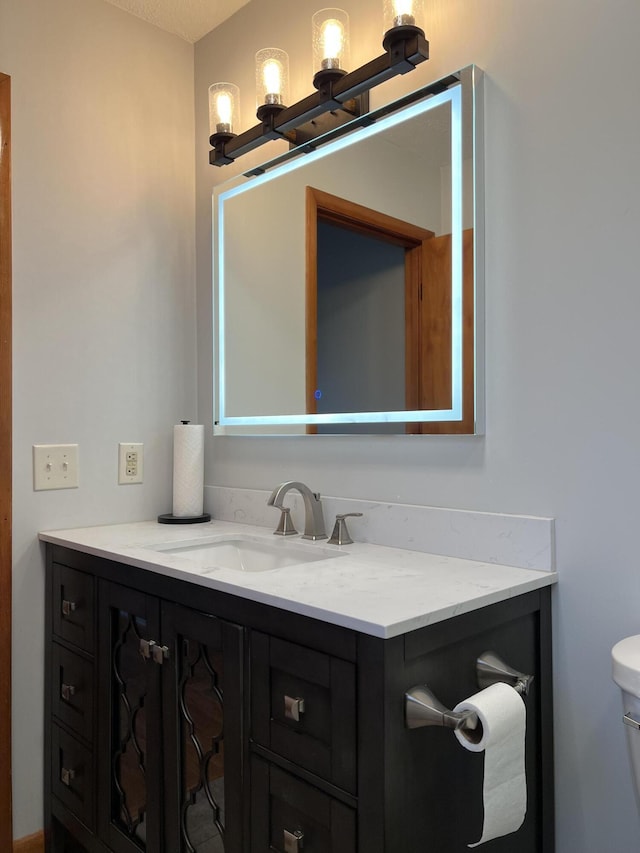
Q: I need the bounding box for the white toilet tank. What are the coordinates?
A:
[612,635,640,809]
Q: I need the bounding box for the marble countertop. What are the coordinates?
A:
[39,520,557,639]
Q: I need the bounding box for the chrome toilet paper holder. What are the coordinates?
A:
[405,650,533,731]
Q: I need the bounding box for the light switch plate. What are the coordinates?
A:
[33,444,79,491]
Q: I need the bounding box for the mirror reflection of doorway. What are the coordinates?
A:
[306,187,474,435]
[316,222,406,434]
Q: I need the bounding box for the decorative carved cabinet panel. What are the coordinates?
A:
[44,545,554,853]
[160,602,243,853]
[97,581,163,853]
[46,553,244,853]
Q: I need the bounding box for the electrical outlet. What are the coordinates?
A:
[118,443,143,484]
[33,444,79,490]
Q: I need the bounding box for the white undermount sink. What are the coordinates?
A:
[148,534,342,574]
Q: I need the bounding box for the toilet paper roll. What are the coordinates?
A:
[172,423,204,517]
[453,682,527,848]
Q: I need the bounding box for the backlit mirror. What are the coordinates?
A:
[213,65,483,435]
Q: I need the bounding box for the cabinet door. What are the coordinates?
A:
[97,580,163,853]
[161,602,244,853]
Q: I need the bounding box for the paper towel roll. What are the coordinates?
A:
[172,423,204,518]
[453,682,527,848]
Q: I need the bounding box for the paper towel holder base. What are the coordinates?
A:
[158,512,211,524]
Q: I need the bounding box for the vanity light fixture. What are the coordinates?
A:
[209,1,429,170]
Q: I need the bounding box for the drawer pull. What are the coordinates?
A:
[61,683,76,702]
[284,695,305,722]
[284,829,304,852]
[60,767,76,787]
[152,644,170,665]
[139,638,156,659]
[61,599,77,617]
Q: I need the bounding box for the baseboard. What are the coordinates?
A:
[13,830,44,853]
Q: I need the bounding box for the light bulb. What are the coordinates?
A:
[216,92,232,128]
[262,58,283,103]
[208,83,239,136]
[321,18,344,66]
[383,0,423,33]
[393,0,415,26]
[312,9,349,76]
[255,48,289,110]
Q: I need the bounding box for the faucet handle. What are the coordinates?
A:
[328,512,363,546]
[274,506,298,536]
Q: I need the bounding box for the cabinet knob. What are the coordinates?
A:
[283,829,304,852]
[284,695,305,722]
[61,683,76,702]
[60,767,76,787]
[61,599,77,617]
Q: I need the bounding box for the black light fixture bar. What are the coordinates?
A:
[210,29,429,169]
[242,72,460,177]
[327,30,429,102]
[211,117,291,164]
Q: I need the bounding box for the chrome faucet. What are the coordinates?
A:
[267,481,327,541]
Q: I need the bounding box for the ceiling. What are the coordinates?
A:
[102,0,251,43]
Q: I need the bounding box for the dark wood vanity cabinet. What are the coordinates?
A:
[45,545,554,853]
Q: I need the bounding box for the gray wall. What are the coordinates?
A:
[1,0,196,837]
[195,0,640,850]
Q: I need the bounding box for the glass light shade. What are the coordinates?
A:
[312,8,350,72]
[383,0,424,32]
[208,83,240,136]
[255,48,289,107]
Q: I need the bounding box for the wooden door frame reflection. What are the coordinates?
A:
[305,186,473,434]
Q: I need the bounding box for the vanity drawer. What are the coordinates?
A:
[250,755,356,853]
[251,633,357,793]
[53,563,95,653]
[52,643,94,742]
[52,724,94,829]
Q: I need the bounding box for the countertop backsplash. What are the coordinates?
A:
[205,485,554,573]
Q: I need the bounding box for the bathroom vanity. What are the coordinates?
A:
[42,521,555,853]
